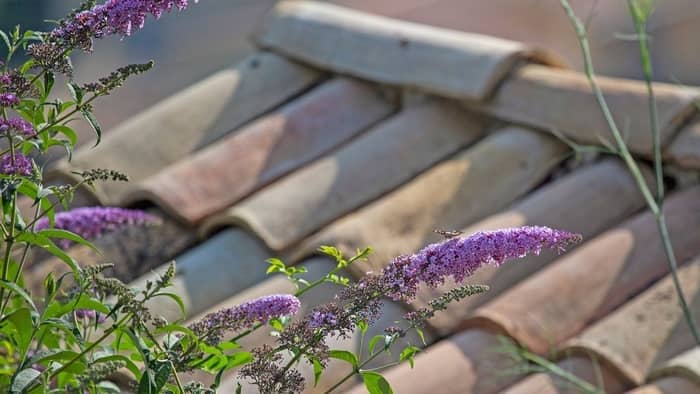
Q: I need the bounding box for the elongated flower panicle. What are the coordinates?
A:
[52,0,198,45]
[35,206,156,247]
[0,153,33,176]
[190,294,301,345]
[380,226,582,301]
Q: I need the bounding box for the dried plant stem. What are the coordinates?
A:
[558,0,700,345]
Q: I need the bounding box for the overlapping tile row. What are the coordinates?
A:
[122,78,396,224]
[502,262,700,393]
[200,101,487,251]
[627,347,700,393]
[356,187,700,393]
[47,52,322,205]
[254,1,700,164]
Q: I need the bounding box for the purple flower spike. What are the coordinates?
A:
[380,226,582,301]
[35,206,157,247]
[190,294,301,345]
[52,0,199,46]
[0,92,19,107]
[0,153,33,176]
[75,309,107,323]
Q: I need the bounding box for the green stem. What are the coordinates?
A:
[559,0,700,346]
[0,191,17,317]
[519,350,603,394]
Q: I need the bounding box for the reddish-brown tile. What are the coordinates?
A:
[48,52,322,205]
[124,78,396,225]
[201,101,486,251]
[478,64,699,155]
[467,186,700,354]
[289,126,567,276]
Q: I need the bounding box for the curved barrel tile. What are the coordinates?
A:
[346,329,513,394]
[124,78,396,224]
[667,118,700,170]
[256,1,562,102]
[290,126,567,275]
[501,355,628,394]
[138,228,272,323]
[647,347,700,388]
[25,207,195,295]
[563,263,700,386]
[49,52,322,204]
[479,64,699,155]
[626,377,699,394]
[466,186,700,355]
[415,160,648,336]
[201,102,486,251]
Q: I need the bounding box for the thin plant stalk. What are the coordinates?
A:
[558,0,700,345]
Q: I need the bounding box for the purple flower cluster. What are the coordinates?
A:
[380,226,582,301]
[35,206,156,247]
[75,308,107,323]
[0,93,19,107]
[52,0,197,45]
[0,118,36,137]
[190,294,301,345]
[0,153,33,176]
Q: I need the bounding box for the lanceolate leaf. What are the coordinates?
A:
[361,371,394,394]
[81,109,102,147]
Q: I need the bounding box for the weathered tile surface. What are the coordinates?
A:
[123,78,396,224]
[289,127,567,277]
[48,52,322,204]
[256,1,563,102]
[467,186,700,354]
[201,101,486,251]
[477,64,699,155]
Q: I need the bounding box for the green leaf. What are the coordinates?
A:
[329,350,358,369]
[93,354,141,380]
[361,371,393,394]
[7,308,33,356]
[318,245,346,266]
[225,351,253,369]
[415,328,427,346]
[43,72,54,100]
[265,257,286,274]
[16,232,80,276]
[10,368,40,394]
[152,292,186,319]
[37,229,99,252]
[137,360,171,394]
[66,83,83,104]
[357,320,368,335]
[368,335,385,354]
[47,125,77,148]
[0,30,10,51]
[96,381,122,393]
[312,358,323,387]
[399,346,420,369]
[0,280,36,312]
[81,109,102,147]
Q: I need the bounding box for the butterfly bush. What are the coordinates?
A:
[0,1,585,393]
[35,206,157,247]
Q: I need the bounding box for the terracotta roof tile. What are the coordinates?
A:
[289,126,567,276]
[255,1,563,102]
[49,52,321,204]
[626,377,700,394]
[200,101,486,251]
[414,159,649,336]
[501,355,629,394]
[467,186,700,354]
[562,263,700,385]
[473,64,699,155]
[123,78,396,224]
